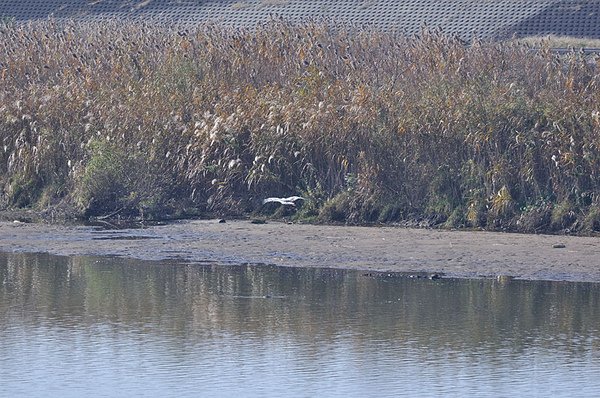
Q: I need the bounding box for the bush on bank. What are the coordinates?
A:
[1,19,600,233]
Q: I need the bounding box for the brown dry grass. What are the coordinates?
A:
[1,19,600,232]
[514,35,600,49]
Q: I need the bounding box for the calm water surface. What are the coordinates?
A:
[1,252,600,397]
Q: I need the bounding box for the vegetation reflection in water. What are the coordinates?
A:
[1,252,600,397]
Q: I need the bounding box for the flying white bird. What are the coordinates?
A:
[262,196,305,207]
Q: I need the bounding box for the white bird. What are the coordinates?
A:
[262,196,305,206]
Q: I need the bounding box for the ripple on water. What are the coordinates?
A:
[2,252,600,397]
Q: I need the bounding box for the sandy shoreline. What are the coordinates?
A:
[1,219,599,282]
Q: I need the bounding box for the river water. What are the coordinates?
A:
[1,251,600,397]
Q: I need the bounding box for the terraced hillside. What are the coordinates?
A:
[1,0,599,40]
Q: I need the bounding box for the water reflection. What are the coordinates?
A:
[1,252,600,397]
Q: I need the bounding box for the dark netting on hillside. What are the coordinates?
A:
[1,0,599,40]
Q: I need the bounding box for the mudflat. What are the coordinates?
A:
[1,220,599,282]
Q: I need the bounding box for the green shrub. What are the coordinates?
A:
[444,207,467,229]
[550,200,577,231]
[318,193,352,223]
[75,139,175,218]
[76,140,136,216]
[583,206,600,232]
[7,174,38,208]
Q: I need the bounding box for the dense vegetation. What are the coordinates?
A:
[1,19,600,232]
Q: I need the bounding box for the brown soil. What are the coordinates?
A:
[1,219,599,282]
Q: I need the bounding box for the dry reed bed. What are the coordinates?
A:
[1,19,600,232]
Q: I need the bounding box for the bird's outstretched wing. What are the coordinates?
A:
[263,197,282,204]
[262,196,305,205]
[282,196,305,202]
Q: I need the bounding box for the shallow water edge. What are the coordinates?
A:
[1,219,599,282]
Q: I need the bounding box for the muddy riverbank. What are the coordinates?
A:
[1,220,599,282]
